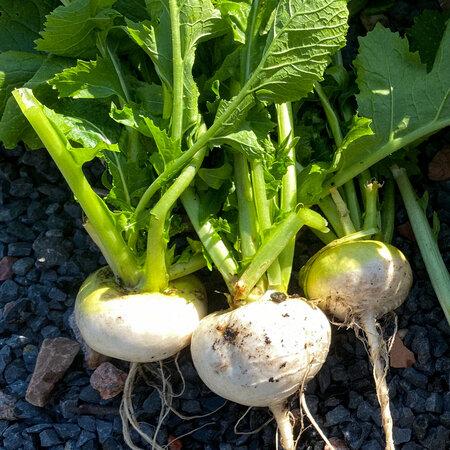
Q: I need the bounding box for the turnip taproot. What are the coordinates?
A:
[75,268,207,362]
[301,239,413,450]
[191,297,331,450]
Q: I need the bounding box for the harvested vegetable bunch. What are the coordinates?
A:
[174,0,349,448]
[297,16,450,449]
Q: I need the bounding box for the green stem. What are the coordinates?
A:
[362,180,381,232]
[234,153,258,260]
[318,195,346,238]
[391,165,450,325]
[13,88,140,287]
[181,188,239,293]
[330,187,356,236]
[234,207,328,302]
[311,227,338,245]
[168,253,207,280]
[325,117,450,193]
[142,148,206,292]
[277,102,297,291]
[250,159,282,289]
[344,180,362,230]
[381,179,395,244]
[169,0,184,143]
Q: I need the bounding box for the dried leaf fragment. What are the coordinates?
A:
[389,334,416,368]
[428,145,450,181]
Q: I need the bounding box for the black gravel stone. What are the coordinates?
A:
[413,414,430,440]
[14,400,50,422]
[0,280,19,303]
[403,367,429,389]
[325,405,351,426]
[143,390,162,416]
[39,428,62,447]
[78,416,97,433]
[7,242,32,257]
[3,424,26,449]
[356,401,374,421]
[78,385,102,403]
[9,177,34,198]
[96,419,113,444]
[341,420,371,449]
[425,392,443,414]
[405,389,428,413]
[4,359,28,384]
[363,440,382,450]
[54,423,81,440]
[201,395,227,412]
[0,345,12,373]
[40,324,60,339]
[33,235,70,269]
[0,201,27,222]
[76,430,97,447]
[22,344,38,372]
[394,427,412,444]
[182,399,203,414]
[12,257,35,276]
[421,426,450,449]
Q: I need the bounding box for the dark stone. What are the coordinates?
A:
[103,437,123,450]
[27,201,47,221]
[394,427,412,444]
[341,420,371,449]
[440,411,450,428]
[78,415,97,433]
[182,399,202,414]
[37,184,68,202]
[25,423,52,433]
[317,364,331,392]
[201,395,226,412]
[96,419,113,444]
[48,287,66,302]
[60,399,78,419]
[425,392,443,414]
[9,177,34,198]
[33,235,70,269]
[363,440,382,450]
[421,426,450,449]
[76,430,97,447]
[348,391,363,410]
[4,379,28,398]
[405,389,427,413]
[39,428,62,447]
[413,414,430,440]
[396,407,415,428]
[7,242,32,257]
[192,425,220,443]
[325,405,351,426]
[403,367,428,389]
[0,201,27,222]
[0,345,12,373]
[0,280,19,303]
[143,390,162,416]
[40,325,60,339]
[356,401,374,421]
[14,400,49,422]
[54,423,81,440]
[78,385,102,403]
[4,360,28,384]
[411,329,431,364]
[12,257,35,276]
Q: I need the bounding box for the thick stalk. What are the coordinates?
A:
[168,253,206,280]
[359,314,395,450]
[391,166,450,324]
[168,0,184,143]
[235,153,258,259]
[235,208,327,301]
[362,180,381,231]
[324,116,450,193]
[250,159,282,289]
[277,102,297,291]
[142,148,206,292]
[330,187,357,235]
[181,188,239,293]
[269,402,294,450]
[13,89,140,287]
[318,195,346,238]
[315,82,360,229]
[381,179,395,244]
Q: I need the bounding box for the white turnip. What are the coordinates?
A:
[301,240,413,450]
[75,267,207,362]
[191,296,331,450]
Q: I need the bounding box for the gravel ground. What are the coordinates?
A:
[1,1,449,449]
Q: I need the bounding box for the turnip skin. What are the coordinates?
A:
[75,267,207,363]
[301,240,413,450]
[191,298,330,408]
[302,240,413,321]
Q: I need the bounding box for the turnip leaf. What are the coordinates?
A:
[35,0,118,58]
[328,22,450,190]
[0,0,60,52]
[50,57,127,100]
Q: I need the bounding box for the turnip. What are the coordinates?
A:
[298,81,415,449]
[191,296,331,450]
[300,239,412,449]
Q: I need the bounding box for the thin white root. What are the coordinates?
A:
[270,402,295,450]
[360,314,395,450]
[233,406,274,436]
[300,393,334,449]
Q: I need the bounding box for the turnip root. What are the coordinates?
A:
[191,296,331,450]
[301,240,413,450]
[75,267,207,362]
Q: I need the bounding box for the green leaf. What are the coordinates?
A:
[50,56,126,100]
[249,0,349,103]
[35,0,118,58]
[406,9,450,72]
[114,0,148,21]
[0,0,60,53]
[329,23,450,191]
[198,163,232,189]
[0,55,73,149]
[216,0,250,44]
